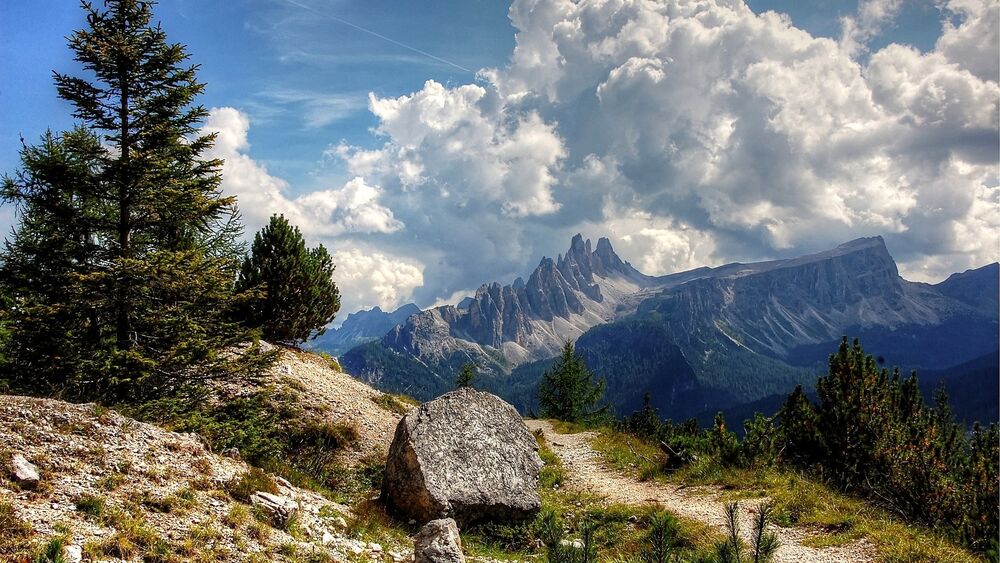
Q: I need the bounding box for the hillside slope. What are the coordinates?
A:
[0,395,399,562]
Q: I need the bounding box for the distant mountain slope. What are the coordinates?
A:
[579,237,996,416]
[309,303,420,356]
[344,235,998,421]
[933,262,999,313]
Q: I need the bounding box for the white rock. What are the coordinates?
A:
[322,530,335,545]
[250,492,299,527]
[11,454,40,486]
[63,545,83,563]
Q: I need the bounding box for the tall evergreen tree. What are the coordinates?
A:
[1,0,262,399]
[538,341,606,423]
[235,214,341,344]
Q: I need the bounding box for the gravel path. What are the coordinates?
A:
[526,420,876,563]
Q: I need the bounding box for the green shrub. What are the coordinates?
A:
[642,511,680,563]
[227,467,279,502]
[778,337,999,553]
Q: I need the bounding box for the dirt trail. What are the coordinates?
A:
[526,420,876,563]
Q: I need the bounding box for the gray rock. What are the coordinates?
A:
[250,491,299,527]
[383,388,543,525]
[11,454,40,487]
[413,518,465,563]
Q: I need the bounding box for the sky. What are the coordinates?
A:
[1,0,997,318]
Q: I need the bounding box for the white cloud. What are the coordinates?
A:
[205,0,1000,313]
[200,107,421,315]
[202,107,403,237]
[936,0,999,82]
[840,0,904,56]
[331,247,424,315]
[353,80,567,217]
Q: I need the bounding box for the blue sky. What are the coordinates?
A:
[2,1,997,315]
[0,0,947,190]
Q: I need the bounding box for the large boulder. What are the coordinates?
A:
[383,388,543,524]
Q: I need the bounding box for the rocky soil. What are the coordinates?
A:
[222,343,409,467]
[0,394,409,562]
[527,419,877,563]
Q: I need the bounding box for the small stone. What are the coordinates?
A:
[250,492,299,527]
[322,530,335,545]
[11,454,40,487]
[414,518,465,563]
[351,543,364,555]
[63,545,83,563]
[369,542,383,552]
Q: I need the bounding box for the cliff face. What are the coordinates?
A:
[636,237,993,360]
[344,235,998,413]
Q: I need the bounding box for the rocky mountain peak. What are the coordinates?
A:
[556,233,638,283]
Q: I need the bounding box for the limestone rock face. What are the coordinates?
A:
[383,388,543,525]
[413,518,465,563]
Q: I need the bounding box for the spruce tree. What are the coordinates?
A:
[235,215,341,344]
[1,0,261,399]
[456,363,476,388]
[538,341,606,423]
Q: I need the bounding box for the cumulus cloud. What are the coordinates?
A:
[212,0,999,314]
[202,107,403,238]
[330,247,425,315]
[201,107,420,315]
[840,0,904,56]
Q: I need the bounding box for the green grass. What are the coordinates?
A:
[460,429,722,562]
[0,500,34,557]
[587,426,985,563]
[226,467,279,502]
[371,392,419,415]
[74,494,107,519]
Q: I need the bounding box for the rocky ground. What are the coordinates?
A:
[0,343,425,562]
[0,394,409,562]
[220,343,408,468]
[526,420,877,563]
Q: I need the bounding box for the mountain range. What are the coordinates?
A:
[340,235,998,423]
[309,303,421,356]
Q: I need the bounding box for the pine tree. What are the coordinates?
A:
[456,362,476,388]
[538,341,606,423]
[235,215,341,344]
[1,1,263,399]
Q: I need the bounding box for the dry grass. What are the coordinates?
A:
[589,427,984,563]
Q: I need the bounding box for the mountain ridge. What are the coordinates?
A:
[342,234,998,419]
[309,303,421,356]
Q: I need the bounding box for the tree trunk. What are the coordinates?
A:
[116,19,133,352]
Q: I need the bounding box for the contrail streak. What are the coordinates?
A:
[282,0,474,74]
